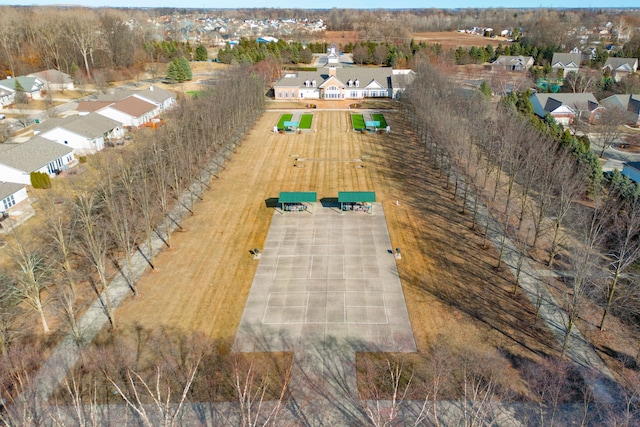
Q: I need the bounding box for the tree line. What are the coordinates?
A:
[401,58,640,423]
[0,66,265,415]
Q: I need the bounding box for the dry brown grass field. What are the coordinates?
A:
[412,31,509,50]
[111,102,560,382]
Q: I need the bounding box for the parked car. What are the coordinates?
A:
[0,114,5,120]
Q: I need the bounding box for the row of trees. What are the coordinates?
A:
[401,59,640,420]
[0,66,265,412]
[217,39,313,65]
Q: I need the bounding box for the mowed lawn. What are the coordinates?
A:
[113,107,558,367]
[277,113,292,130]
[298,113,313,129]
[351,113,365,130]
[371,113,387,128]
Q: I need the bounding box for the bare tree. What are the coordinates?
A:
[596,107,627,158]
[599,194,640,331]
[73,191,116,329]
[6,237,53,334]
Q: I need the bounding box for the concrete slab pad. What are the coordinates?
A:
[234,204,416,354]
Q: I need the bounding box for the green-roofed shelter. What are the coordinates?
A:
[338,191,376,214]
[278,191,317,213]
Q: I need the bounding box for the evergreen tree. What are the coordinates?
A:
[178,57,192,81]
[479,80,492,98]
[195,44,208,61]
[13,78,28,105]
[165,61,180,83]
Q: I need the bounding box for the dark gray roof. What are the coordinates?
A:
[274,67,408,90]
[601,94,640,115]
[0,136,73,172]
[0,182,25,200]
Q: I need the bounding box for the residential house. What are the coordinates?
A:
[0,88,11,107]
[79,93,160,128]
[28,69,75,91]
[529,93,603,125]
[0,182,28,214]
[491,55,534,71]
[36,113,123,155]
[326,46,340,65]
[551,52,582,77]
[622,162,640,184]
[0,76,45,101]
[602,57,638,82]
[273,66,414,101]
[600,94,640,126]
[0,136,75,185]
[131,86,176,113]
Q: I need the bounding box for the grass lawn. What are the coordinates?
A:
[277,113,293,130]
[299,113,313,129]
[371,113,387,128]
[351,113,365,130]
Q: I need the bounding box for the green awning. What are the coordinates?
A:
[338,191,376,203]
[278,192,317,204]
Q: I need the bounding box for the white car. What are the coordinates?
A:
[0,114,5,120]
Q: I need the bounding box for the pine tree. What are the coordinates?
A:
[178,57,192,81]
[195,44,208,61]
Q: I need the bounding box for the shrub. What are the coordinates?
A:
[30,171,51,189]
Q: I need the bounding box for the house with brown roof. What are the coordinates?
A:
[80,96,159,128]
[28,69,74,91]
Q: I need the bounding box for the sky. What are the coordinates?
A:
[0,0,638,9]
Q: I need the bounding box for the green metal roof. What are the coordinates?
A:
[279,192,317,203]
[338,191,376,203]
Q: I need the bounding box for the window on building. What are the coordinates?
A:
[2,194,15,211]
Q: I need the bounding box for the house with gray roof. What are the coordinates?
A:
[0,182,28,222]
[28,69,74,91]
[131,86,176,112]
[491,55,534,71]
[602,57,638,82]
[273,66,414,101]
[529,93,603,125]
[551,52,582,77]
[600,94,640,126]
[36,113,124,155]
[0,136,75,185]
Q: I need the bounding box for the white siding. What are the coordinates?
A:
[40,128,104,155]
[0,164,31,185]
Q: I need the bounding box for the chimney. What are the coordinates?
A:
[328,66,336,77]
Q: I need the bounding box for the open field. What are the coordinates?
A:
[111,102,561,391]
[412,31,509,50]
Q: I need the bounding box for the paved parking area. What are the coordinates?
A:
[234,204,416,353]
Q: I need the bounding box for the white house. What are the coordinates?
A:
[602,57,638,82]
[274,66,414,101]
[0,136,75,185]
[131,86,176,113]
[551,52,582,77]
[529,93,603,126]
[95,96,159,128]
[0,76,46,101]
[28,69,75,92]
[36,113,124,155]
[0,182,28,213]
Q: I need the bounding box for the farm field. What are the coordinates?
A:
[112,103,560,387]
[412,31,509,50]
